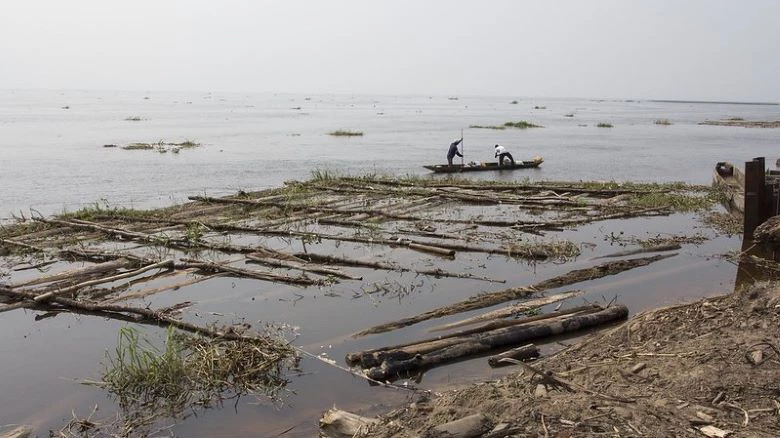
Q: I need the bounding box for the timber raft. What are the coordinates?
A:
[1,174,722,381]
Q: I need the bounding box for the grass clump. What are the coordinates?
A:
[596,123,614,128]
[654,119,672,125]
[328,130,363,136]
[310,169,340,182]
[94,326,296,431]
[503,239,581,262]
[626,191,716,212]
[504,121,543,129]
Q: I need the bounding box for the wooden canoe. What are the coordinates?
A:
[424,157,543,173]
[712,161,745,215]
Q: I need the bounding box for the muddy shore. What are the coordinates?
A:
[341,279,780,437]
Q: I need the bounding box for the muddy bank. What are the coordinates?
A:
[347,280,780,437]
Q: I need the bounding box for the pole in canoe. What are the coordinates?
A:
[460,129,464,166]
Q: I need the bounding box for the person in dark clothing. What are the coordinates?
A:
[447,138,463,166]
[494,144,515,166]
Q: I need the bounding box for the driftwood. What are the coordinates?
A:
[319,408,378,438]
[32,259,174,302]
[292,252,504,283]
[430,297,592,332]
[362,305,628,380]
[353,254,674,337]
[593,242,681,259]
[9,258,130,288]
[245,253,362,280]
[0,284,250,340]
[487,343,540,367]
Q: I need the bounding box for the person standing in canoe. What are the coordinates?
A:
[494,144,515,166]
[446,137,463,166]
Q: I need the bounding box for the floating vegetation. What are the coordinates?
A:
[470,121,543,130]
[510,100,519,104]
[596,123,614,128]
[701,211,743,236]
[328,130,363,136]
[625,190,717,212]
[504,120,543,129]
[84,326,296,435]
[699,119,780,128]
[564,113,574,118]
[654,118,672,125]
[469,124,506,130]
[502,239,581,262]
[533,106,547,110]
[124,116,143,121]
[119,140,201,152]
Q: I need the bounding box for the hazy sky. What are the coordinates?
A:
[2,0,778,101]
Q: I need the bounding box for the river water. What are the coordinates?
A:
[1,90,779,436]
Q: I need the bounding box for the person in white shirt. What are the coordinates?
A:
[494,144,515,166]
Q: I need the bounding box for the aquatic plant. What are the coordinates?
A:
[469,124,506,130]
[510,100,519,104]
[93,325,296,432]
[122,143,155,150]
[124,116,143,121]
[596,123,614,128]
[328,130,363,136]
[503,121,543,129]
[654,119,672,125]
[310,169,340,181]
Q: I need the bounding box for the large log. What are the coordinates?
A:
[346,305,599,368]
[363,305,628,380]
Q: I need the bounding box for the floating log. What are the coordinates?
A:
[353,254,673,337]
[430,296,591,332]
[363,305,628,380]
[32,259,174,302]
[292,252,504,283]
[9,258,130,288]
[245,253,362,280]
[487,343,540,367]
[592,242,681,259]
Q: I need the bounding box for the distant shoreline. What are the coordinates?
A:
[650,99,778,106]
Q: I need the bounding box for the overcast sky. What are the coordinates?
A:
[2,0,778,101]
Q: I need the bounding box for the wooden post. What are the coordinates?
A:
[744,158,765,239]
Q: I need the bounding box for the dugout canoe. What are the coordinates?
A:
[424,156,543,173]
[712,161,745,215]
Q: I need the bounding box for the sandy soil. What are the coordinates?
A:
[355,281,780,437]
